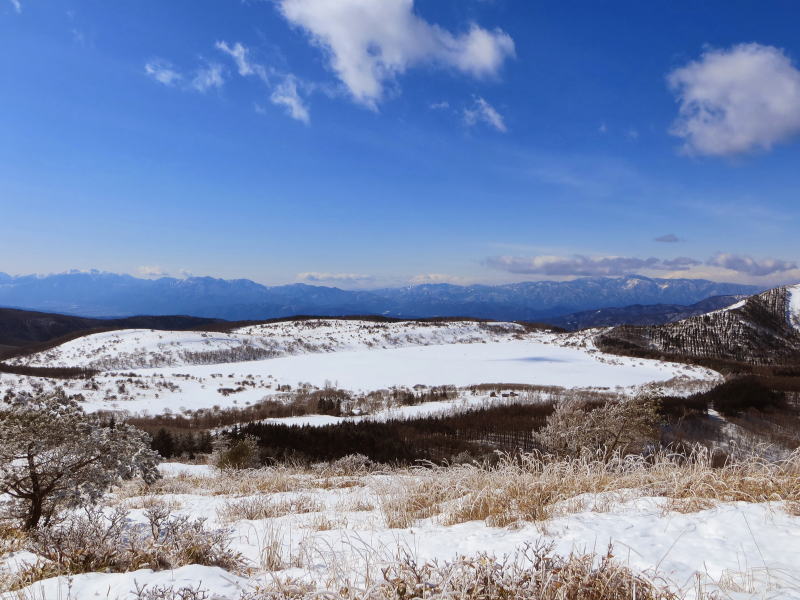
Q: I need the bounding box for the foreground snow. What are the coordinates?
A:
[5,464,799,600]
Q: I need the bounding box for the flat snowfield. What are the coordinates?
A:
[138,339,703,390]
[1,319,718,415]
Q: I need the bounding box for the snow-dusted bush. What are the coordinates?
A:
[534,393,662,458]
[23,504,244,580]
[0,391,160,530]
[328,453,373,475]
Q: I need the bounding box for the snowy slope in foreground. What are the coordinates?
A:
[6,466,799,600]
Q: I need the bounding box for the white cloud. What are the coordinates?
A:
[668,43,800,156]
[215,41,269,82]
[9,0,21,13]
[486,255,701,277]
[276,0,515,108]
[430,101,450,110]
[216,41,308,122]
[297,272,374,284]
[707,253,797,276]
[145,60,183,86]
[191,63,225,92]
[136,265,170,278]
[463,96,507,132]
[410,273,469,285]
[271,75,311,124]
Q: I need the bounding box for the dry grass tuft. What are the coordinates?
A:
[375,476,455,528]
[121,495,183,512]
[308,514,347,531]
[334,497,375,513]
[217,495,324,523]
[0,524,26,555]
[375,447,800,528]
[117,467,306,499]
[785,501,800,517]
[241,542,686,599]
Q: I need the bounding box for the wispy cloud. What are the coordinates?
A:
[215,40,269,82]
[271,75,310,124]
[8,0,20,14]
[191,63,225,92]
[464,96,507,132]
[276,0,514,108]
[145,60,183,86]
[654,234,680,243]
[215,40,311,123]
[668,43,800,156]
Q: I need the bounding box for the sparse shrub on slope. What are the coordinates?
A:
[212,435,261,470]
[0,391,160,530]
[534,393,662,458]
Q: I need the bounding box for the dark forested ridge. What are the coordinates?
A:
[0,307,221,350]
[598,286,800,367]
[548,295,745,330]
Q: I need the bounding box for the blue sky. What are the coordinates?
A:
[2,0,800,288]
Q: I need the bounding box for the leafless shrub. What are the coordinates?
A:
[19,505,244,585]
[133,582,211,600]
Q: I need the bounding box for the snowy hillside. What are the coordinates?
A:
[0,318,717,416]
[4,458,799,600]
[10,319,531,370]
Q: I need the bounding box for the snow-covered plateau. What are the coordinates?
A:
[1,319,718,416]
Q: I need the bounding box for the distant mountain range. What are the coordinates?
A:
[0,271,761,322]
